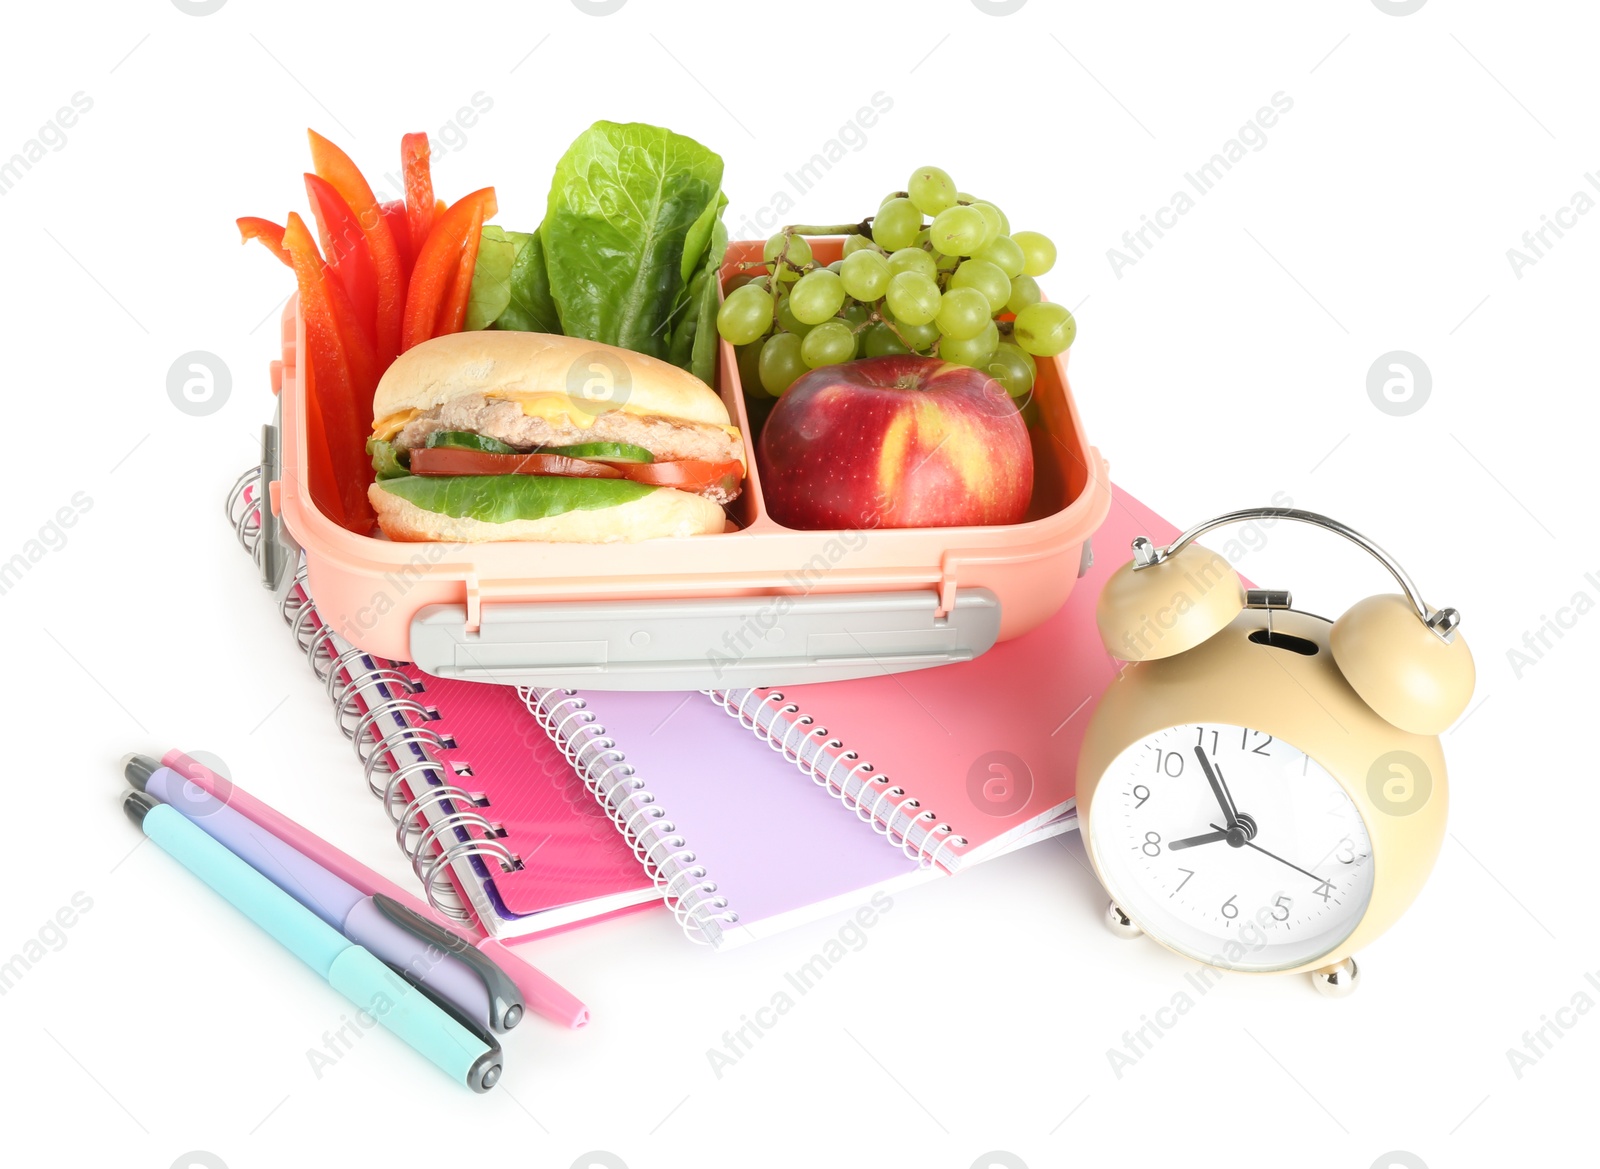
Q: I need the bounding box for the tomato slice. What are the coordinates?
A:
[409,447,623,478]
[617,459,744,493]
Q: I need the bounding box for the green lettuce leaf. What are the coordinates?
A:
[465,226,518,331]
[540,121,725,363]
[495,227,561,334]
[376,474,655,523]
[368,438,409,480]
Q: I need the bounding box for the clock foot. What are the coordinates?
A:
[1104,900,1142,939]
[1310,956,1360,998]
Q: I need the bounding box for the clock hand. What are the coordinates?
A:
[1208,825,1329,883]
[1194,748,1242,829]
[1167,829,1231,851]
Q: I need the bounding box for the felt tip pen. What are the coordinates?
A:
[156,747,590,1030]
[122,754,522,1033]
[122,790,502,1092]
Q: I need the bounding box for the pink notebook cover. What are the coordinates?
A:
[377,661,658,932]
[710,486,1179,873]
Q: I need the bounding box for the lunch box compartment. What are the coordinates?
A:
[267,238,1110,689]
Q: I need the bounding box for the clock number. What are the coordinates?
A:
[1195,727,1219,754]
[1241,728,1274,755]
[1221,895,1239,920]
[1141,832,1162,857]
[1151,751,1184,777]
[1313,880,1335,902]
[1336,837,1357,865]
[1271,895,1292,922]
[1172,868,1194,896]
[1132,784,1151,808]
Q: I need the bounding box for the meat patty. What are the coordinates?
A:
[394,394,743,466]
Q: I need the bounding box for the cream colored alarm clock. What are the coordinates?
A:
[1077,508,1474,996]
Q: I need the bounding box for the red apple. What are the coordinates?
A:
[756,355,1033,530]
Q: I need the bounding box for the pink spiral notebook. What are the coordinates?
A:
[276,571,660,939]
[707,486,1179,874]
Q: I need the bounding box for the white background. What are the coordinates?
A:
[1,2,1595,1167]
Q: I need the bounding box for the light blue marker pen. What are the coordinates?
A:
[123,790,501,1091]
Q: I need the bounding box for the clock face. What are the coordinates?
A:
[1089,722,1375,972]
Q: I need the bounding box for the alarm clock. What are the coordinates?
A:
[1076,508,1474,995]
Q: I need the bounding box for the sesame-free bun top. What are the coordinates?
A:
[372,332,731,428]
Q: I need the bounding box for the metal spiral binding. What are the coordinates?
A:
[520,687,735,945]
[226,463,518,924]
[704,688,969,871]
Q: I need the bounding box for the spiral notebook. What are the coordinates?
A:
[706,487,1178,874]
[229,476,658,938]
[524,688,1081,947]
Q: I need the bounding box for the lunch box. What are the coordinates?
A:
[257,237,1111,690]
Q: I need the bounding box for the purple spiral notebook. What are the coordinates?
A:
[524,688,1077,948]
[525,688,935,947]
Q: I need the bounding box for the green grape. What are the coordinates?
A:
[1012,230,1057,277]
[762,232,813,283]
[934,250,961,275]
[827,260,843,273]
[716,283,775,346]
[969,202,1003,251]
[985,342,1036,398]
[839,300,872,331]
[950,259,1011,314]
[789,269,846,324]
[1013,301,1076,356]
[937,320,999,367]
[1005,273,1041,314]
[758,332,807,396]
[873,197,923,251]
[801,320,857,368]
[862,322,909,357]
[913,227,931,249]
[907,166,957,216]
[977,234,1026,279]
[885,271,941,326]
[840,249,892,301]
[935,286,992,341]
[842,233,879,257]
[887,247,938,282]
[973,200,1010,236]
[879,190,905,208]
[736,339,764,395]
[884,308,940,351]
[777,293,816,337]
[928,205,987,256]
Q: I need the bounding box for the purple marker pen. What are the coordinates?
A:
[122,754,523,1032]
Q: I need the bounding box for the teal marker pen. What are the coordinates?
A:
[124,791,501,1091]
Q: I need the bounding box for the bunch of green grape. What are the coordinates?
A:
[715,165,1075,404]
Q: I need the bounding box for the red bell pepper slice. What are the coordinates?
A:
[237,217,293,268]
[435,197,487,337]
[304,174,379,348]
[308,130,404,367]
[401,133,435,257]
[381,199,413,282]
[283,212,376,533]
[401,187,497,352]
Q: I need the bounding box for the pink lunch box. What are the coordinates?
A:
[258,237,1111,689]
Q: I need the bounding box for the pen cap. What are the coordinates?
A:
[326,946,500,1092]
[145,767,364,930]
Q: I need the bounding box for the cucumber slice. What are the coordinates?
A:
[425,430,521,454]
[537,441,654,464]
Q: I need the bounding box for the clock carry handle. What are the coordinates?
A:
[1130,507,1460,642]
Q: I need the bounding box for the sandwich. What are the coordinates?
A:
[366,332,744,543]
